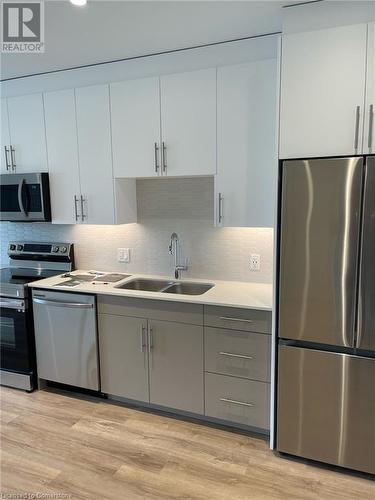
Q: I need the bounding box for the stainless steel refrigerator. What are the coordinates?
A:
[277,156,375,475]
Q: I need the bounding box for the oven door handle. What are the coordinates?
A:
[17,178,28,217]
[0,299,25,311]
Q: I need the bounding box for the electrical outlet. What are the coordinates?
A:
[250,253,261,271]
[117,248,130,263]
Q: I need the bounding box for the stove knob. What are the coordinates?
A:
[60,246,67,253]
[16,244,24,251]
[9,244,16,251]
[52,245,59,253]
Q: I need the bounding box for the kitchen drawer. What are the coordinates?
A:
[205,372,270,429]
[204,306,271,334]
[205,327,270,382]
[97,295,203,325]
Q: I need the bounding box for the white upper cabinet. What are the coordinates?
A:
[111,77,161,178]
[110,68,217,178]
[45,86,136,225]
[6,93,48,173]
[364,22,375,154]
[44,89,81,224]
[280,24,368,159]
[75,84,115,224]
[216,59,277,227]
[160,68,216,177]
[1,99,11,173]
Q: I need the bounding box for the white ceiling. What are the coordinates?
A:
[1,0,296,80]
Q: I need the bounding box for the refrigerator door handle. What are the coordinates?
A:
[356,156,375,351]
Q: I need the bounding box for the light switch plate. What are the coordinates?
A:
[250,253,261,271]
[117,248,130,263]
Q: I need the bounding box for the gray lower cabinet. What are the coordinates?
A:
[149,320,204,414]
[97,296,270,432]
[98,314,149,402]
[205,372,270,429]
[97,296,204,415]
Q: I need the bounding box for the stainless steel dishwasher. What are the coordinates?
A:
[32,290,99,390]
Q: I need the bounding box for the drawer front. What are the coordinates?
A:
[98,295,203,325]
[205,327,270,382]
[204,306,271,334]
[205,373,270,429]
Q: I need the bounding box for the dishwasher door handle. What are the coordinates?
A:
[33,298,94,309]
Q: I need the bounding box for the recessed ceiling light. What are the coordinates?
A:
[70,0,87,6]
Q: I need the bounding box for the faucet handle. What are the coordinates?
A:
[168,243,173,255]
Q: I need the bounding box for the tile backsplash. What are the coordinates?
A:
[0,177,274,283]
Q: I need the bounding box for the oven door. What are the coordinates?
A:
[0,173,51,222]
[0,298,35,374]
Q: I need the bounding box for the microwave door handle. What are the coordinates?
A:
[17,178,28,217]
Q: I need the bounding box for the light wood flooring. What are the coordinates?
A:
[0,386,374,499]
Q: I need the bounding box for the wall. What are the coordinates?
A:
[0,177,273,284]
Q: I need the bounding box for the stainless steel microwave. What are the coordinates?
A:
[0,173,51,222]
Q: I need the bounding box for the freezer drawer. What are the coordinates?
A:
[32,290,99,391]
[277,345,375,475]
[279,157,363,347]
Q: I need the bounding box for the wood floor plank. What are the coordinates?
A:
[1,387,374,500]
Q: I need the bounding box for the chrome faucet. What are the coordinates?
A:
[168,232,188,279]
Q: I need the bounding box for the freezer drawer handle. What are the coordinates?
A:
[33,298,93,309]
[219,351,254,360]
[219,316,253,323]
[219,397,254,408]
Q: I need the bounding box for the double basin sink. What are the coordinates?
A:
[115,278,214,296]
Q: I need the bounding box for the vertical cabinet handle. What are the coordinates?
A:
[162,142,167,173]
[80,195,86,221]
[218,193,223,224]
[368,104,374,151]
[154,142,160,173]
[354,105,361,153]
[140,324,146,353]
[4,146,10,171]
[74,195,81,221]
[10,145,16,171]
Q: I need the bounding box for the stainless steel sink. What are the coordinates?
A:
[162,282,214,295]
[115,278,214,295]
[116,278,172,292]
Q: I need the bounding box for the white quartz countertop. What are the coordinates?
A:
[29,271,273,311]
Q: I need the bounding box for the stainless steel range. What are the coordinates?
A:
[0,241,74,391]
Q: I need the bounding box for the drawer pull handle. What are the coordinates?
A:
[220,316,253,323]
[220,397,254,408]
[219,351,254,360]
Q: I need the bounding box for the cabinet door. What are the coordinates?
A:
[160,68,216,176]
[7,93,48,173]
[364,22,375,154]
[111,77,161,178]
[280,24,367,159]
[44,89,81,224]
[216,60,277,227]
[98,314,149,402]
[149,320,204,414]
[1,99,11,173]
[75,85,115,224]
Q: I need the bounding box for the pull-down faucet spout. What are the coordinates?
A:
[168,232,188,279]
